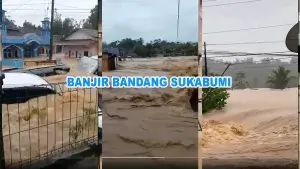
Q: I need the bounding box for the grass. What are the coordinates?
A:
[69,108,97,142]
[22,107,47,122]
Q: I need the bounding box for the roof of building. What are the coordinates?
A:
[103,47,119,56]
[5,18,43,37]
[3,72,54,90]
[60,28,97,41]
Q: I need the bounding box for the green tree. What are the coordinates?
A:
[104,38,197,57]
[233,71,249,89]
[23,20,40,29]
[202,70,230,114]
[53,10,77,37]
[82,5,98,29]
[266,66,294,89]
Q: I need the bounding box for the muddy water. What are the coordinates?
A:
[202,89,298,168]
[102,57,198,158]
[102,88,198,157]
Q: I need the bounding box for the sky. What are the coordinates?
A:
[103,0,198,43]
[203,0,297,56]
[3,0,96,26]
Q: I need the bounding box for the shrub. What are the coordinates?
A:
[202,72,230,114]
[23,107,47,122]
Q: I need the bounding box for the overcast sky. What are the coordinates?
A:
[103,0,198,43]
[203,0,297,55]
[3,0,96,26]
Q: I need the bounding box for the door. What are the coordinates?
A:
[84,51,88,56]
[69,51,71,57]
[76,51,78,58]
[14,50,18,58]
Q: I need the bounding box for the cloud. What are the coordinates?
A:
[203,0,297,53]
[103,0,197,42]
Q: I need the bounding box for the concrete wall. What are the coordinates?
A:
[62,44,97,58]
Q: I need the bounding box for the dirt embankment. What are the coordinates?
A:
[201,88,298,168]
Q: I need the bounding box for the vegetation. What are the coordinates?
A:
[22,107,47,122]
[233,71,249,89]
[8,5,98,37]
[103,38,197,57]
[207,57,298,88]
[202,71,230,114]
[266,66,295,90]
[69,108,97,142]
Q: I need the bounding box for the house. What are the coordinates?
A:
[1,10,50,67]
[53,28,97,58]
[102,51,118,72]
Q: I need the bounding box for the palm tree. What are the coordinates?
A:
[266,66,294,90]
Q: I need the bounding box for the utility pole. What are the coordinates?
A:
[49,0,55,60]
[204,41,208,76]
[176,0,180,42]
[98,0,102,76]
[198,1,202,169]
[0,0,5,168]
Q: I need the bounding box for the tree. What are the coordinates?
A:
[104,38,197,57]
[266,66,294,90]
[23,20,39,29]
[53,10,77,37]
[233,71,249,89]
[202,69,230,114]
[82,5,98,29]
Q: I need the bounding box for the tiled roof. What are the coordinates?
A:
[79,28,97,38]
[104,47,119,56]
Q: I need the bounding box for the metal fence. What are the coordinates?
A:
[1,83,98,168]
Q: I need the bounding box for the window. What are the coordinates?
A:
[4,49,12,58]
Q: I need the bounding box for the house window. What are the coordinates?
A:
[4,49,12,58]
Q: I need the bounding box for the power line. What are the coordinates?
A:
[206,40,285,46]
[230,63,297,68]
[205,50,296,57]
[207,53,297,58]
[207,57,297,66]
[6,8,91,10]
[204,23,294,34]
[10,12,91,15]
[207,50,292,54]
[203,0,265,7]
[6,0,37,13]
[3,3,49,6]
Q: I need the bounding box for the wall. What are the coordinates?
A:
[62,43,97,58]
[2,59,24,68]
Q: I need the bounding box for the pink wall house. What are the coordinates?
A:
[54,28,97,58]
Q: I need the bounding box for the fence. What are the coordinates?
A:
[2,59,24,68]
[1,82,98,168]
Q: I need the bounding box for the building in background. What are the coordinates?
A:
[1,10,50,67]
[53,28,97,58]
